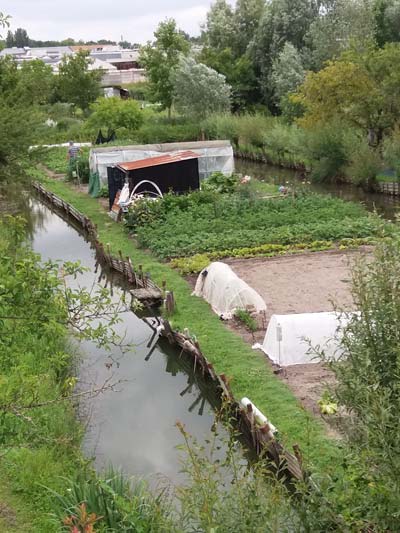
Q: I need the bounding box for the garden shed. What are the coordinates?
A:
[89,140,234,187]
[193,262,267,319]
[111,151,200,200]
[255,312,350,366]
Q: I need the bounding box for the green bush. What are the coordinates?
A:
[312,232,400,530]
[201,171,240,194]
[383,127,400,178]
[304,122,351,181]
[345,138,381,187]
[123,197,164,231]
[85,97,144,138]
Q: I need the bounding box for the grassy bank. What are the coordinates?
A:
[0,216,84,532]
[33,168,342,475]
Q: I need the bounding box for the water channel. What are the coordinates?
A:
[25,195,223,485]
[235,158,400,219]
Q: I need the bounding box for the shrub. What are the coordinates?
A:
[201,172,240,194]
[345,139,381,187]
[314,232,400,530]
[85,97,144,137]
[123,197,164,231]
[383,127,400,178]
[303,122,352,181]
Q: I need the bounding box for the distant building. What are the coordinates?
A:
[0,44,146,86]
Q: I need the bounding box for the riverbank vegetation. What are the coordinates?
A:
[0,215,82,531]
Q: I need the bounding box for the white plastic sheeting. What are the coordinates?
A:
[89,140,234,185]
[254,312,350,366]
[193,262,267,319]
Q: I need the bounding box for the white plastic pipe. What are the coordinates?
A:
[240,397,277,434]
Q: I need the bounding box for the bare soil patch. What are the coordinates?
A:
[228,249,371,429]
[188,249,372,433]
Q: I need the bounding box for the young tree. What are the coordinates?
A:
[173,56,231,118]
[57,51,102,111]
[294,44,400,144]
[139,19,190,117]
[17,59,54,105]
[271,42,305,106]
[86,97,143,136]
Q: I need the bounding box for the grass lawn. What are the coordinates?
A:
[34,168,344,476]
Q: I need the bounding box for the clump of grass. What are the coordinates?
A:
[234,308,258,333]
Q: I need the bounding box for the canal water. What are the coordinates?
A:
[27,196,222,485]
[235,158,400,219]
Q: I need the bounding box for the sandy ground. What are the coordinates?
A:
[209,249,371,432]
[226,249,367,329]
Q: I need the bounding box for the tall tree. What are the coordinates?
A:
[17,60,54,105]
[13,27,30,47]
[234,0,266,55]
[57,51,102,111]
[308,0,376,69]
[203,0,236,50]
[139,19,190,117]
[173,56,231,118]
[293,44,400,144]
[373,0,400,46]
[252,0,319,105]
[271,42,305,105]
[5,29,14,47]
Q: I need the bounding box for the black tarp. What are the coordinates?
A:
[107,166,125,210]
[95,129,116,145]
[119,158,200,197]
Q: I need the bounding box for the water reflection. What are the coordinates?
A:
[235,158,400,219]
[24,197,223,484]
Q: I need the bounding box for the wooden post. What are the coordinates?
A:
[165,291,175,315]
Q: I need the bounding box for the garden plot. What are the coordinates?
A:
[224,248,372,420]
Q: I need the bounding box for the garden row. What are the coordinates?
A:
[124,187,384,260]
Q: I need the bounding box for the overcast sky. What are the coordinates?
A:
[2,1,235,44]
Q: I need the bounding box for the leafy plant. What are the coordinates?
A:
[234,308,258,332]
[50,468,171,532]
[128,189,382,259]
[201,171,240,194]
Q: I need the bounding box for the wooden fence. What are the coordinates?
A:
[33,182,163,306]
[377,181,400,196]
[158,318,304,483]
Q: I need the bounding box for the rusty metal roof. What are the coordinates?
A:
[117,151,199,172]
